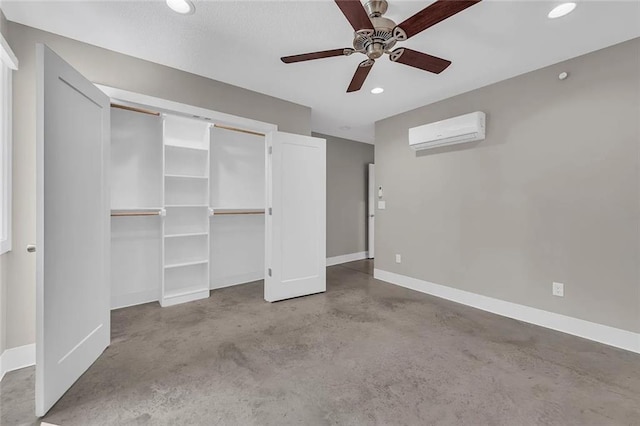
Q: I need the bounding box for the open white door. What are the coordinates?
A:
[36,44,110,416]
[367,164,375,259]
[265,132,325,302]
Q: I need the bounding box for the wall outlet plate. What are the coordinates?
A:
[395,254,402,263]
[378,201,386,210]
[552,282,564,297]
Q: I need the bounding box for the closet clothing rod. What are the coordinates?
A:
[213,124,265,137]
[111,103,160,117]
[111,211,162,217]
[215,211,265,215]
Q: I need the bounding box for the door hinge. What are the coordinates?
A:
[268,268,272,277]
[268,146,273,155]
[268,207,272,215]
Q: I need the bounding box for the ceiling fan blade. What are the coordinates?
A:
[347,59,374,93]
[389,48,451,74]
[335,0,374,32]
[394,0,481,40]
[281,48,353,64]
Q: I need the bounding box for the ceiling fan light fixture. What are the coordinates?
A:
[371,87,384,94]
[548,2,576,19]
[166,0,195,15]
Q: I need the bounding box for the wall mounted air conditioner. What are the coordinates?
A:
[409,111,486,151]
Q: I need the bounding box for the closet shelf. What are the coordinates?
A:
[164,143,208,152]
[165,174,208,180]
[165,204,209,208]
[164,232,208,239]
[210,208,265,216]
[164,259,209,269]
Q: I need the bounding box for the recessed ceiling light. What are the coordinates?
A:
[166,0,195,15]
[548,2,576,19]
[371,87,384,94]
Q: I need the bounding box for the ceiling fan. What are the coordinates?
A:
[281,0,481,93]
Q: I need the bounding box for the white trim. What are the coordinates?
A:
[94,85,278,135]
[160,289,210,307]
[0,51,13,255]
[374,269,640,354]
[327,251,368,266]
[0,344,36,381]
[0,33,18,70]
[211,272,265,290]
[111,289,159,310]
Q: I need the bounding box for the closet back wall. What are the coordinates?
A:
[4,22,311,351]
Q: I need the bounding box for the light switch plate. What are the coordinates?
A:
[378,201,386,209]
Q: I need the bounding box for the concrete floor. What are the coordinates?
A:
[2,260,639,425]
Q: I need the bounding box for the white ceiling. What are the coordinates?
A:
[3,0,640,143]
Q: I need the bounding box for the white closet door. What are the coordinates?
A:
[265,132,326,302]
[36,44,110,416]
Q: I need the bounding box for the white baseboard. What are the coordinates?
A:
[112,289,159,310]
[374,269,640,354]
[160,289,210,307]
[211,271,264,290]
[0,343,36,381]
[326,251,369,267]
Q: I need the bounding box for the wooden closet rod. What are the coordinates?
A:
[214,124,265,137]
[111,103,160,117]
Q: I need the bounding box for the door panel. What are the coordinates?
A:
[265,132,326,302]
[36,44,110,416]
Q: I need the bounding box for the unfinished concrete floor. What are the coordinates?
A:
[2,260,639,425]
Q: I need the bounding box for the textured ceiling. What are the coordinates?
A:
[3,0,640,143]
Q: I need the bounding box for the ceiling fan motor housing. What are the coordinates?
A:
[354,0,396,59]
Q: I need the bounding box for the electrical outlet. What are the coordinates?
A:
[395,254,402,263]
[552,282,564,297]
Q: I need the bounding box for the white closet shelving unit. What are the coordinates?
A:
[110,106,164,309]
[103,86,326,310]
[209,126,266,289]
[162,115,212,307]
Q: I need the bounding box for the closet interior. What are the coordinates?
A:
[110,105,266,309]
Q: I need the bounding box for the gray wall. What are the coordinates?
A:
[2,22,311,351]
[375,38,640,333]
[315,133,374,258]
